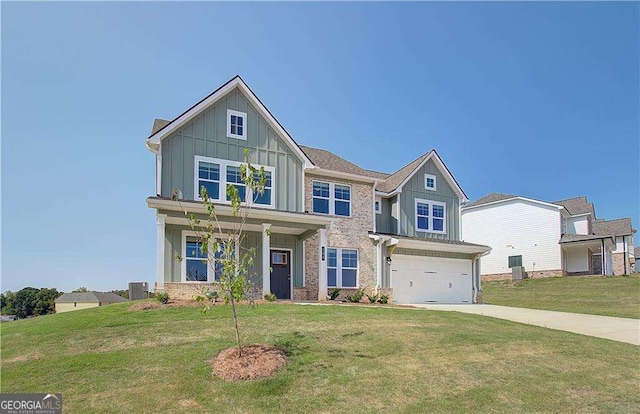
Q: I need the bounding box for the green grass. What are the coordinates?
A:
[2,302,639,413]
[482,275,640,319]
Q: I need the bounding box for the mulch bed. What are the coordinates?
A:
[211,344,287,381]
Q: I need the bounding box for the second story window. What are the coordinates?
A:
[227,109,247,140]
[415,199,446,234]
[194,156,275,208]
[312,181,351,217]
[198,162,220,199]
[425,174,437,190]
[226,165,247,202]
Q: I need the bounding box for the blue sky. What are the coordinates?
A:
[2,2,638,293]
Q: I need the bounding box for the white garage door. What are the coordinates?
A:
[391,255,472,304]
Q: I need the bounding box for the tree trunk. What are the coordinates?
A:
[230,294,242,357]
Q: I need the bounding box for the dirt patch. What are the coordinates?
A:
[128,302,162,311]
[212,344,287,381]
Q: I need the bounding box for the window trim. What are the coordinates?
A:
[226,109,247,140]
[312,180,352,217]
[194,155,275,209]
[425,174,437,191]
[181,230,236,283]
[327,247,359,288]
[415,198,447,234]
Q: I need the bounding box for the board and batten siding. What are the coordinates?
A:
[397,159,460,240]
[160,88,304,212]
[461,200,562,275]
[163,224,304,287]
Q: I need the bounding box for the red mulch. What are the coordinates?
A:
[211,344,287,382]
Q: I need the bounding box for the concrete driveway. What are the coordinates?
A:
[410,304,640,346]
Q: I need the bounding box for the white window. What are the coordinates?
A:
[425,174,437,191]
[327,248,358,288]
[194,156,275,208]
[182,231,232,283]
[227,109,247,140]
[415,198,446,234]
[312,181,351,217]
[374,196,382,214]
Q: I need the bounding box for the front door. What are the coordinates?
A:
[270,250,291,299]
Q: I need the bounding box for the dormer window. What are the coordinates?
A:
[425,174,436,191]
[227,109,247,140]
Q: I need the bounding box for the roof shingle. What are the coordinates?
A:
[593,218,634,237]
[56,291,129,304]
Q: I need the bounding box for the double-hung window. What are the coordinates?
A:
[183,232,233,282]
[226,165,246,202]
[197,162,220,199]
[194,156,275,208]
[185,236,208,282]
[227,109,247,140]
[312,181,351,217]
[327,248,358,288]
[415,199,446,234]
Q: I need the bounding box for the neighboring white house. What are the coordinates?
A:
[461,193,635,280]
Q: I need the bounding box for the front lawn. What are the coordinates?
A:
[1,302,639,413]
[482,275,640,319]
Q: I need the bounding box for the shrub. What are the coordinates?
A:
[328,288,341,301]
[377,294,389,304]
[155,292,169,305]
[347,288,365,303]
[366,293,379,304]
[264,292,277,302]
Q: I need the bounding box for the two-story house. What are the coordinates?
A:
[145,76,490,304]
[461,193,635,280]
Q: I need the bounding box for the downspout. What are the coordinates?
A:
[601,238,606,276]
[471,250,491,303]
[372,180,379,233]
[623,236,628,275]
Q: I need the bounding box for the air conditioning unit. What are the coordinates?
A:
[129,282,149,300]
[512,266,526,281]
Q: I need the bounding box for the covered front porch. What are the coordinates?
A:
[149,197,331,300]
[560,234,614,276]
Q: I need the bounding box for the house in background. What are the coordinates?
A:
[461,193,635,280]
[145,75,490,304]
[55,292,129,313]
[635,247,640,273]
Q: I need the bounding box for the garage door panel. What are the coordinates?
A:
[391,255,472,304]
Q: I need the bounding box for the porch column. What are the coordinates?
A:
[318,228,328,301]
[375,240,383,292]
[262,223,271,296]
[156,214,166,289]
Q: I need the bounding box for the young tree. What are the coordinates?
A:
[177,150,269,356]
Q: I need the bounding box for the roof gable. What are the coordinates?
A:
[377,150,468,201]
[553,196,593,216]
[463,193,562,211]
[146,76,313,168]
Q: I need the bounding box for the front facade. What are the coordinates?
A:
[146,76,490,304]
[461,193,635,280]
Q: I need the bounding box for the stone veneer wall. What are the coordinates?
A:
[481,269,562,282]
[612,253,627,275]
[303,175,377,300]
[162,282,262,301]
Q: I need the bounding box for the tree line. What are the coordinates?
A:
[0,287,62,319]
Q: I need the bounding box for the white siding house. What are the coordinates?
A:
[461,198,563,278]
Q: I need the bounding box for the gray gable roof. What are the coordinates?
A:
[151,119,171,135]
[376,152,431,193]
[464,192,519,208]
[300,146,383,178]
[593,218,634,237]
[55,292,129,304]
[559,234,613,244]
[553,196,592,215]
